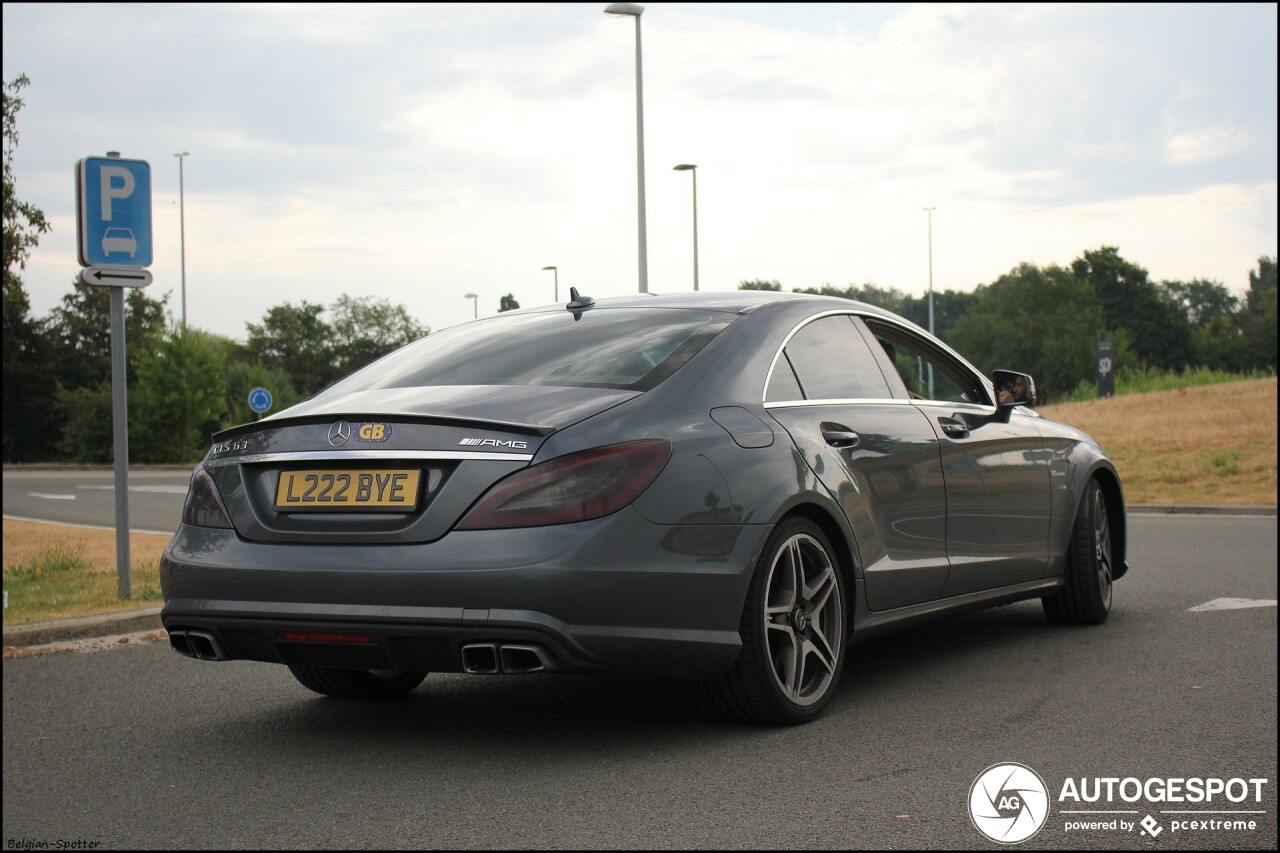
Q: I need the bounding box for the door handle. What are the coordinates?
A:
[820,423,860,448]
[939,418,969,439]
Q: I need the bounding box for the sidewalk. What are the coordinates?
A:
[3,504,1274,651]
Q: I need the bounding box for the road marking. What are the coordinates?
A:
[29,492,76,500]
[1188,598,1278,612]
[2,514,174,536]
[79,484,189,494]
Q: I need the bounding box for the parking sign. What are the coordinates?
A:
[77,155,152,268]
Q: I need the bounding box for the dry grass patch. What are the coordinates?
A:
[1039,378,1277,506]
[2,521,171,625]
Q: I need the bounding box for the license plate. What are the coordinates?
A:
[274,469,421,511]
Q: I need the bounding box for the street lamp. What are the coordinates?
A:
[604,2,648,293]
[542,265,559,302]
[673,164,698,291]
[924,206,936,397]
[174,151,190,326]
[464,292,478,319]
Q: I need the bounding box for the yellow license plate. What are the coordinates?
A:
[274,469,421,511]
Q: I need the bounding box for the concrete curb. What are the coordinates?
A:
[4,605,163,648]
[2,505,1273,649]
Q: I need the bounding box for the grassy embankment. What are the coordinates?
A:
[2,378,1275,626]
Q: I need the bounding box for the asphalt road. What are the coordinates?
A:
[2,467,192,533]
[2,515,1275,850]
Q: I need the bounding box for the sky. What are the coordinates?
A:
[3,3,1277,342]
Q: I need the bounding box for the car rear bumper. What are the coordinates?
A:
[160,508,768,679]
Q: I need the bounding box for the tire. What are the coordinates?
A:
[697,517,847,725]
[288,664,427,699]
[1043,478,1113,625]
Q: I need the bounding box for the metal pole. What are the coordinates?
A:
[175,152,188,327]
[691,167,699,291]
[634,15,648,293]
[109,287,131,599]
[925,206,936,398]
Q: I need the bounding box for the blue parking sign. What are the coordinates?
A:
[77,156,152,268]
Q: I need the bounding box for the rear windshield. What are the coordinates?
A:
[321,308,736,395]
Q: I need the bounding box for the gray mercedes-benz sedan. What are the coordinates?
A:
[162,290,1126,724]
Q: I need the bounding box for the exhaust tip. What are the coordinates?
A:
[168,631,194,658]
[499,644,556,674]
[461,643,499,674]
[185,630,228,661]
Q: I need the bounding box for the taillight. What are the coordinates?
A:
[457,439,671,530]
[182,465,233,529]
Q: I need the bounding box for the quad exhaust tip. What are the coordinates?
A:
[168,629,228,661]
[461,642,558,674]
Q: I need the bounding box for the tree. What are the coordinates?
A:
[45,278,170,391]
[948,262,1126,402]
[329,294,428,376]
[246,301,335,396]
[1071,246,1192,371]
[222,361,302,429]
[131,327,228,463]
[499,293,520,313]
[738,280,781,291]
[3,74,54,462]
[1241,255,1277,370]
[1163,279,1239,328]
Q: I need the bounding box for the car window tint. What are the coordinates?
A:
[765,352,804,402]
[783,315,893,400]
[866,321,987,404]
[320,308,736,395]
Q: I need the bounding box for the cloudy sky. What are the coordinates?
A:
[3,3,1276,341]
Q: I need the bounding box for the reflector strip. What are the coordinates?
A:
[277,632,375,644]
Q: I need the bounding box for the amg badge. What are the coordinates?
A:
[459,437,528,449]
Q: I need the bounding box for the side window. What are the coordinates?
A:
[866,321,988,405]
[783,315,893,401]
[765,352,804,402]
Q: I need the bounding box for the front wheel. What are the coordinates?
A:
[288,665,427,699]
[1043,478,1113,625]
[697,517,847,724]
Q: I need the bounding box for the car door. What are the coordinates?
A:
[764,313,951,612]
[864,319,1052,596]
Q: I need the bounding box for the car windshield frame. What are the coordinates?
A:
[319,307,738,397]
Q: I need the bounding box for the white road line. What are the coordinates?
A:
[1188,598,1278,612]
[28,492,76,500]
[2,514,174,536]
[78,484,190,494]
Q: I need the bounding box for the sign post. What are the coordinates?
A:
[76,152,153,599]
[1097,336,1115,399]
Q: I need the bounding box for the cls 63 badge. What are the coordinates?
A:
[355,423,391,442]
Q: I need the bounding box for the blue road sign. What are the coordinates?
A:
[248,387,273,414]
[77,156,152,268]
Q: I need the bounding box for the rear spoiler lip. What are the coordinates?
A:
[212,413,555,442]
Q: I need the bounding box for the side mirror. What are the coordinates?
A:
[993,370,1036,407]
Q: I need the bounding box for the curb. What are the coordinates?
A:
[2,505,1273,649]
[4,605,163,649]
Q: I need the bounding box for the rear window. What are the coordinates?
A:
[321,308,736,395]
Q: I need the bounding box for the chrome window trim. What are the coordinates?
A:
[207,450,534,467]
[764,398,910,409]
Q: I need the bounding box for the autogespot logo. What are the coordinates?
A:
[969,763,1050,844]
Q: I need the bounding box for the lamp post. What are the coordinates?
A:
[464,292,478,319]
[542,265,559,302]
[924,206,936,397]
[174,151,190,326]
[673,164,698,291]
[604,2,648,294]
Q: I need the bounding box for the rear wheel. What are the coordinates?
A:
[288,665,427,699]
[697,517,847,724]
[1043,478,1113,625]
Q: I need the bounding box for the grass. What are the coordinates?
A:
[2,521,170,625]
[1038,377,1277,506]
[1066,365,1276,402]
[2,378,1275,626]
